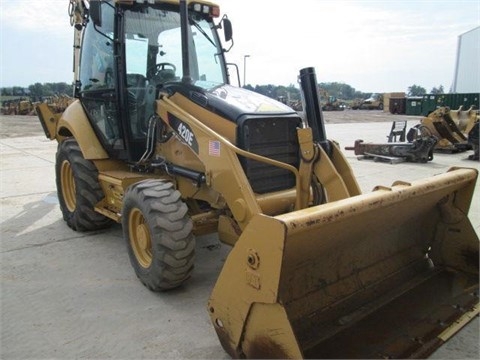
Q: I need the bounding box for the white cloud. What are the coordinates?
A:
[219,0,479,91]
[1,0,479,90]
[1,0,70,33]
[0,1,74,86]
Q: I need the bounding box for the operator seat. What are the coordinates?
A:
[157,69,176,83]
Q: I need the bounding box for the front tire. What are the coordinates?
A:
[56,138,112,231]
[122,180,195,291]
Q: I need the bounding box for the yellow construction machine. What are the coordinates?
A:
[37,0,479,358]
[417,106,479,152]
[352,93,384,110]
[319,89,345,111]
[1,99,33,115]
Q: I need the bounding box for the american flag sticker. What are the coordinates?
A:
[209,140,221,157]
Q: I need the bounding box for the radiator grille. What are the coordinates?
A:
[237,116,301,194]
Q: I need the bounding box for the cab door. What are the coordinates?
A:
[77,2,125,158]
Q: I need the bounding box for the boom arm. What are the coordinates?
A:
[68,0,89,90]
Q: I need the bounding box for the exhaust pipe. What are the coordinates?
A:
[299,67,330,155]
[179,0,192,84]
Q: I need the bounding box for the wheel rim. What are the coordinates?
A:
[61,160,76,212]
[128,208,153,268]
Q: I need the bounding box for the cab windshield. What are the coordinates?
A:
[124,5,227,91]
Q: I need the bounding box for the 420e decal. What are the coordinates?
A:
[168,113,199,153]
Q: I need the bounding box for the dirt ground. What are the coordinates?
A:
[0,114,46,138]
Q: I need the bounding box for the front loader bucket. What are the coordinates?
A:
[208,168,479,359]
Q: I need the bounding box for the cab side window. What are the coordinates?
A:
[78,3,121,148]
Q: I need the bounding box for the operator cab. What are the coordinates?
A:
[76,0,230,161]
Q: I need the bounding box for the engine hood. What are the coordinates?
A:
[205,84,298,122]
[166,83,298,123]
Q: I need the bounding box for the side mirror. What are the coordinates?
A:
[223,18,232,42]
[90,1,102,27]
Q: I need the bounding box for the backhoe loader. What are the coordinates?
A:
[37,0,479,358]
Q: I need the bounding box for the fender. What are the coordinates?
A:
[57,100,109,160]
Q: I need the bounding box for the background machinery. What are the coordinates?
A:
[413,106,479,153]
[319,88,345,111]
[352,93,384,110]
[37,0,479,358]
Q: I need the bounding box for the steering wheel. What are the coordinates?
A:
[149,62,177,87]
[152,62,176,75]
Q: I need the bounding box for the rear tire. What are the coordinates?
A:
[56,138,113,231]
[122,180,195,291]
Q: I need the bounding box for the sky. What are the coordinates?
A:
[0,0,479,94]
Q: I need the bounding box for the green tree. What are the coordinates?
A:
[430,85,444,94]
[319,82,357,100]
[12,86,25,96]
[1,88,12,96]
[29,83,45,98]
[407,84,427,96]
[50,82,73,95]
[254,84,276,98]
[286,84,300,101]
